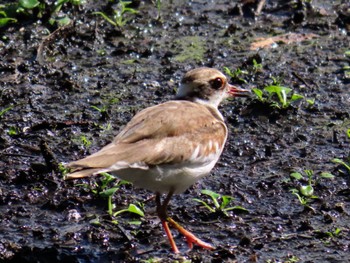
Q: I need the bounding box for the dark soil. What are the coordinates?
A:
[1,0,350,262]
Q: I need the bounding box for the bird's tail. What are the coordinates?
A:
[64,168,101,180]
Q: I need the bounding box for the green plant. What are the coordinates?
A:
[96,173,143,220]
[58,162,69,175]
[332,158,350,173]
[285,255,300,263]
[91,105,108,114]
[252,84,305,109]
[0,106,12,117]
[0,5,17,27]
[0,0,85,28]
[94,1,138,28]
[155,0,161,20]
[252,59,263,72]
[113,203,144,218]
[289,169,334,210]
[325,227,342,238]
[72,134,92,149]
[193,189,247,216]
[7,126,18,136]
[223,66,248,84]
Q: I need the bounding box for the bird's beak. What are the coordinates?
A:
[227,84,250,97]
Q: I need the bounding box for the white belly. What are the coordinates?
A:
[109,158,218,194]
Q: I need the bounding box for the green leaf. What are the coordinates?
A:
[332,158,343,164]
[55,15,71,27]
[128,220,142,225]
[306,98,315,105]
[332,158,350,172]
[264,85,291,96]
[93,11,117,27]
[19,0,40,9]
[201,189,220,209]
[100,187,119,197]
[201,189,220,199]
[193,198,216,213]
[300,185,314,197]
[8,126,18,136]
[0,17,17,27]
[252,88,263,101]
[224,206,248,213]
[334,228,341,235]
[127,204,144,217]
[221,195,233,209]
[55,0,70,6]
[290,93,304,102]
[223,66,233,77]
[320,172,335,179]
[290,172,303,180]
[347,129,350,139]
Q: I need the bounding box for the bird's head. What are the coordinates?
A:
[176,67,250,108]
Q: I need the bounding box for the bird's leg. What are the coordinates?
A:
[156,191,214,253]
[167,217,214,250]
[156,191,179,253]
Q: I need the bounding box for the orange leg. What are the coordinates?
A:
[156,191,214,253]
[167,217,214,250]
[161,220,179,253]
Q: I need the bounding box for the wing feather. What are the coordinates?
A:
[65,101,227,179]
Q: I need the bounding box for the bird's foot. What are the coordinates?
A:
[167,217,214,251]
[161,220,180,253]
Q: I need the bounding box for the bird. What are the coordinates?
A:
[65,67,249,253]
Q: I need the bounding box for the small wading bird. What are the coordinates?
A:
[65,67,249,253]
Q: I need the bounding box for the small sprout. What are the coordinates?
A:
[79,135,91,148]
[193,189,247,216]
[285,255,300,263]
[264,85,295,108]
[96,49,106,56]
[100,187,119,215]
[94,1,138,28]
[252,59,263,72]
[306,98,315,106]
[223,66,248,84]
[91,105,108,113]
[0,106,13,117]
[290,172,303,180]
[89,216,101,226]
[289,169,334,210]
[300,185,314,197]
[114,203,144,217]
[252,79,311,109]
[8,126,18,136]
[153,0,162,20]
[332,158,350,173]
[317,227,342,240]
[96,173,132,216]
[252,88,264,101]
[58,163,69,176]
[320,172,335,179]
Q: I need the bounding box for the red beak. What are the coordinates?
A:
[227,84,250,97]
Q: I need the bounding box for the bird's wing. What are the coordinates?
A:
[66,101,227,177]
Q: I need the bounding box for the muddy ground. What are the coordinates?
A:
[1,0,350,262]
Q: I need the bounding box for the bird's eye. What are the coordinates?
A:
[210,77,224,90]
